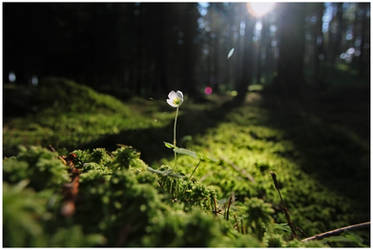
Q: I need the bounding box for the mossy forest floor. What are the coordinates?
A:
[3,76,370,247]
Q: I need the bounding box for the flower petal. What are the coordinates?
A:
[167,98,178,108]
[168,91,177,100]
[176,90,183,100]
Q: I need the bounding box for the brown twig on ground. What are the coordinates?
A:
[61,153,81,217]
[225,193,233,221]
[48,144,57,152]
[219,156,255,183]
[233,215,239,231]
[301,221,370,242]
[48,144,67,165]
[296,225,308,238]
[213,196,218,216]
[271,172,298,239]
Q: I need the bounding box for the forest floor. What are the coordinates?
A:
[3,75,370,247]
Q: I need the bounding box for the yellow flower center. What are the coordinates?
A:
[173,98,181,105]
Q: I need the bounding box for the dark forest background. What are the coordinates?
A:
[3,2,370,99]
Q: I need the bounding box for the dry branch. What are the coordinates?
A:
[60,153,81,217]
[48,144,67,165]
[225,193,233,221]
[301,221,370,242]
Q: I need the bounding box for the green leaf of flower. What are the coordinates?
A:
[173,147,198,159]
[163,141,174,149]
[199,153,219,163]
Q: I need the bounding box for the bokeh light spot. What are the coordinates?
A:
[204,86,213,95]
[9,72,16,82]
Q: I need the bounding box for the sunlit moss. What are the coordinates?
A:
[3,77,370,247]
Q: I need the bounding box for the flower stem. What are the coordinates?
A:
[173,107,179,167]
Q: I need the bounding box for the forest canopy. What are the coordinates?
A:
[4,2,370,98]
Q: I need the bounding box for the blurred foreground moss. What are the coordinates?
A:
[4,145,265,247]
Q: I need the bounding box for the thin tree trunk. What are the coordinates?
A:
[236,15,255,101]
[313,3,325,88]
[275,3,306,97]
[333,3,344,66]
[136,4,144,95]
[256,37,262,84]
[358,3,369,77]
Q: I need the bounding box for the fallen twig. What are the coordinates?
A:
[61,153,81,217]
[296,225,308,238]
[213,196,218,216]
[225,193,234,221]
[233,215,239,232]
[301,221,370,242]
[48,144,67,165]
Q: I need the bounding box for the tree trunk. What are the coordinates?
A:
[135,4,144,95]
[358,3,369,77]
[332,3,344,66]
[236,15,255,101]
[275,3,306,97]
[313,3,325,88]
[256,34,262,84]
[181,4,199,97]
[262,16,273,84]
[154,5,168,97]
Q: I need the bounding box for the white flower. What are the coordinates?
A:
[167,90,183,108]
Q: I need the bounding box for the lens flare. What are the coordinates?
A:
[204,86,213,95]
[247,2,276,17]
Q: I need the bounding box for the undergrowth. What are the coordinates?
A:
[3,145,259,247]
[3,77,370,247]
[8,145,363,247]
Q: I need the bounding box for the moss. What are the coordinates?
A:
[3,77,370,247]
[4,145,243,247]
[263,233,285,247]
[3,146,70,191]
[3,78,173,156]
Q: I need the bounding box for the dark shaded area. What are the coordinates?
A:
[261,82,370,221]
[3,3,201,98]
